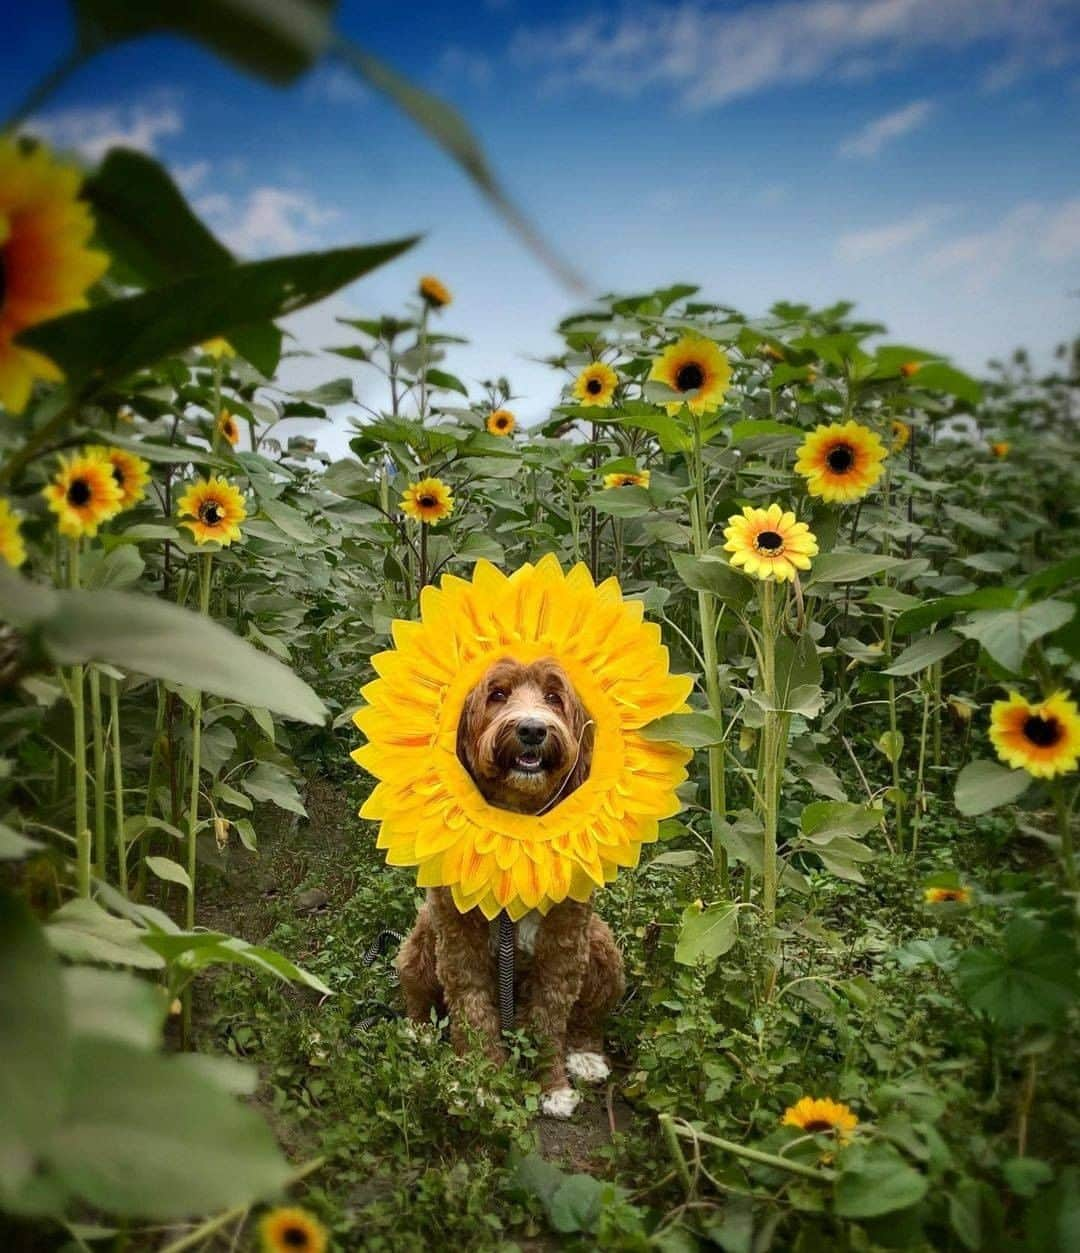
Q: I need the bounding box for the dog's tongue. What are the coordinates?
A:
[516,751,542,769]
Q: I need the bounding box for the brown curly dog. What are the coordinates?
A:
[395,656,625,1118]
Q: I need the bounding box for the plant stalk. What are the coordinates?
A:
[109,676,127,896]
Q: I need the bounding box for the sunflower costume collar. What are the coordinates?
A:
[352,556,693,920]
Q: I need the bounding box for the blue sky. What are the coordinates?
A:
[7,1,1080,434]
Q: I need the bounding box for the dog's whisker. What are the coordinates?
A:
[536,719,595,816]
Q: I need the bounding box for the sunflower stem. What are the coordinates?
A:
[1053,780,1076,891]
[109,676,127,897]
[67,540,91,898]
[660,1116,834,1182]
[419,521,429,590]
[89,665,108,878]
[759,580,780,938]
[911,673,932,856]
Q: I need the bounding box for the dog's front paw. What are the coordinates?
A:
[567,1051,611,1084]
[540,1085,581,1120]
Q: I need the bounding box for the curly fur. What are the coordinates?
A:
[396,657,624,1103]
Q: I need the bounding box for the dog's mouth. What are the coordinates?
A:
[512,750,547,774]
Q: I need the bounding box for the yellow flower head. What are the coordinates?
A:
[573,362,618,407]
[419,275,451,309]
[0,498,26,567]
[603,470,650,490]
[989,690,1080,779]
[200,337,235,360]
[258,1206,327,1253]
[0,140,109,414]
[85,445,150,510]
[42,449,123,539]
[924,885,972,905]
[486,409,516,437]
[990,441,1010,459]
[401,477,454,524]
[217,409,240,447]
[649,334,732,415]
[782,1097,858,1142]
[762,343,785,362]
[177,476,247,547]
[795,420,887,504]
[353,556,693,920]
[723,504,818,583]
[899,361,921,378]
[890,420,911,453]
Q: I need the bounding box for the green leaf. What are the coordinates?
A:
[955,600,1074,674]
[62,967,167,1051]
[907,362,982,405]
[883,630,964,676]
[145,856,192,891]
[584,488,652,518]
[672,553,752,609]
[800,801,881,840]
[729,419,803,444]
[834,1142,928,1219]
[547,1174,609,1235]
[674,900,739,967]
[426,368,469,396]
[894,587,1020,636]
[876,730,904,764]
[806,553,907,585]
[954,917,1079,1029]
[46,899,165,971]
[242,762,307,815]
[20,238,416,396]
[0,822,43,860]
[73,0,334,84]
[641,712,724,748]
[954,760,1030,816]
[260,496,320,544]
[0,568,326,725]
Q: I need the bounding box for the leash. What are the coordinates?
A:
[354,928,405,1030]
[496,910,515,1035]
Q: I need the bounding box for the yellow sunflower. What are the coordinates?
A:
[200,337,235,360]
[217,409,240,447]
[0,498,26,567]
[890,420,911,453]
[401,477,454,524]
[603,470,650,489]
[42,449,123,539]
[86,445,150,510]
[0,140,109,414]
[353,556,693,920]
[794,420,887,504]
[649,334,732,415]
[782,1097,858,1142]
[990,441,1010,459]
[924,886,971,905]
[723,504,818,583]
[258,1206,327,1253]
[899,361,921,378]
[989,691,1080,779]
[486,409,516,437]
[419,275,451,309]
[177,476,247,547]
[573,362,618,407]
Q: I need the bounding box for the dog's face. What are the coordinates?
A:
[456,658,593,814]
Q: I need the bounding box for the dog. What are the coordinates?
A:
[395,657,625,1118]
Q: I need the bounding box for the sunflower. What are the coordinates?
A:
[573,362,618,407]
[649,334,732,415]
[0,498,26,567]
[353,555,693,920]
[42,449,123,539]
[86,445,150,510]
[258,1206,327,1253]
[723,504,818,583]
[200,337,235,360]
[782,1097,858,1142]
[899,361,921,378]
[794,420,887,504]
[419,275,451,309]
[177,476,247,547]
[486,409,515,437]
[890,420,911,453]
[603,470,650,489]
[990,441,1010,458]
[217,409,240,447]
[924,886,972,905]
[400,477,454,524]
[989,691,1080,779]
[0,140,109,414]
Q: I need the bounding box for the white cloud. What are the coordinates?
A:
[511,0,1071,110]
[437,46,495,90]
[28,100,182,161]
[203,187,339,255]
[835,206,954,262]
[302,65,369,105]
[172,160,210,193]
[838,98,934,158]
[923,203,1042,291]
[1039,197,1080,260]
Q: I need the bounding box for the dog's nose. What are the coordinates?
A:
[517,718,548,746]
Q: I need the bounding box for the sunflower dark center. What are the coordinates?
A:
[418,494,437,508]
[826,444,856,473]
[199,501,224,526]
[281,1226,309,1248]
[1023,715,1061,748]
[675,362,705,392]
[802,1120,835,1133]
[586,377,602,395]
[112,465,125,487]
[755,530,784,552]
[67,479,92,507]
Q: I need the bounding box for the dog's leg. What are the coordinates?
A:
[429,888,505,1064]
[518,900,591,1117]
[566,913,624,1085]
[395,902,441,1023]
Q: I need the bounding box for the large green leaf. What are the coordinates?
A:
[883,630,964,676]
[46,899,165,971]
[20,237,416,395]
[673,552,752,609]
[835,1142,928,1218]
[0,568,326,725]
[806,553,907,585]
[894,587,1020,636]
[956,600,1074,674]
[640,712,725,748]
[954,759,1030,816]
[674,900,739,967]
[955,917,1078,1029]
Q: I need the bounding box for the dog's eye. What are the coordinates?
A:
[544,692,563,708]
[488,688,508,703]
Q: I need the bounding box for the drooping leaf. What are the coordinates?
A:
[883,630,964,676]
[673,553,752,609]
[954,760,1031,816]
[955,600,1074,674]
[834,1142,928,1218]
[674,900,739,967]
[641,712,725,748]
[955,917,1079,1029]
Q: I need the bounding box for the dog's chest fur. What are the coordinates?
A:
[489,910,541,957]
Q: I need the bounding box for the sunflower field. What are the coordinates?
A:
[2,7,1079,1253]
